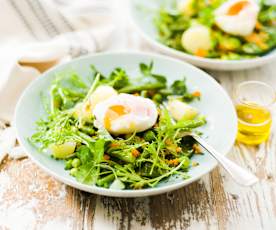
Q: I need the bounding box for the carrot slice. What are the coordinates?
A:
[131,149,140,157]
[255,21,263,30]
[103,154,110,160]
[192,91,201,97]
[195,49,208,57]
[245,33,268,50]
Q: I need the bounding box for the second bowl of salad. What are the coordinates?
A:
[130,0,276,70]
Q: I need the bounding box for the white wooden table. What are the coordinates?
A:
[1,3,276,229]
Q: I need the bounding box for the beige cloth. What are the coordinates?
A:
[0,0,116,161]
[0,0,115,122]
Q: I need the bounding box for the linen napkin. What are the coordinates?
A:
[0,0,115,162]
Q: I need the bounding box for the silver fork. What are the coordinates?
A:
[185,132,259,186]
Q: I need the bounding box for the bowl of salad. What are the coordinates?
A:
[130,0,276,70]
[15,52,237,197]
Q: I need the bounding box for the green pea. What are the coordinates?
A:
[143,130,156,142]
[70,168,78,177]
[64,159,73,170]
[180,156,190,169]
[72,158,81,168]
[152,93,162,103]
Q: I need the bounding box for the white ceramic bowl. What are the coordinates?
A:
[15,52,237,197]
[130,0,276,71]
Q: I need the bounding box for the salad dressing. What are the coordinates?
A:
[236,103,272,145]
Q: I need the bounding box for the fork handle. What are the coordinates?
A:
[193,135,258,186]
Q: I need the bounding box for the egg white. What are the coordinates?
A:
[93,94,158,135]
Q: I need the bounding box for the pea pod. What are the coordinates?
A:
[118,82,166,93]
[96,174,115,187]
[108,150,136,163]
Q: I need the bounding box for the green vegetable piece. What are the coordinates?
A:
[75,139,106,185]
[70,168,78,177]
[80,126,95,135]
[118,82,166,94]
[139,162,160,178]
[72,158,81,168]
[91,139,106,162]
[143,130,156,142]
[219,37,241,51]
[221,52,242,60]
[109,150,136,163]
[140,62,153,76]
[242,43,263,55]
[75,146,92,164]
[173,116,206,130]
[140,62,167,83]
[258,5,276,24]
[153,93,163,103]
[141,90,148,98]
[198,8,215,27]
[64,159,73,170]
[171,79,187,95]
[96,174,115,187]
[180,156,190,169]
[108,68,129,89]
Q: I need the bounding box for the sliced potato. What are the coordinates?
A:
[109,178,125,190]
[178,0,196,16]
[50,141,76,159]
[181,25,212,54]
[168,99,198,121]
[73,102,93,121]
[90,85,117,110]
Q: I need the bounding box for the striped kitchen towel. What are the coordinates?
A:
[0,0,115,122]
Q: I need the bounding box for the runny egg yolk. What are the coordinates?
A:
[227,1,249,15]
[93,93,158,135]
[104,105,130,130]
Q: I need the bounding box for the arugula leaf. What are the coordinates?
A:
[108,68,129,89]
[76,146,93,164]
[75,139,106,185]
[140,61,153,75]
[91,139,106,162]
[171,79,187,95]
[198,8,215,27]
[140,61,167,84]
[75,162,96,184]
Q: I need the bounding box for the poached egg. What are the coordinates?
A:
[93,94,158,135]
[214,0,260,36]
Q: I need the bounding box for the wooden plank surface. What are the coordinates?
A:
[1,61,276,230]
[1,6,276,229]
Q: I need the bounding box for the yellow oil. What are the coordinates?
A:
[236,103,272,145]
